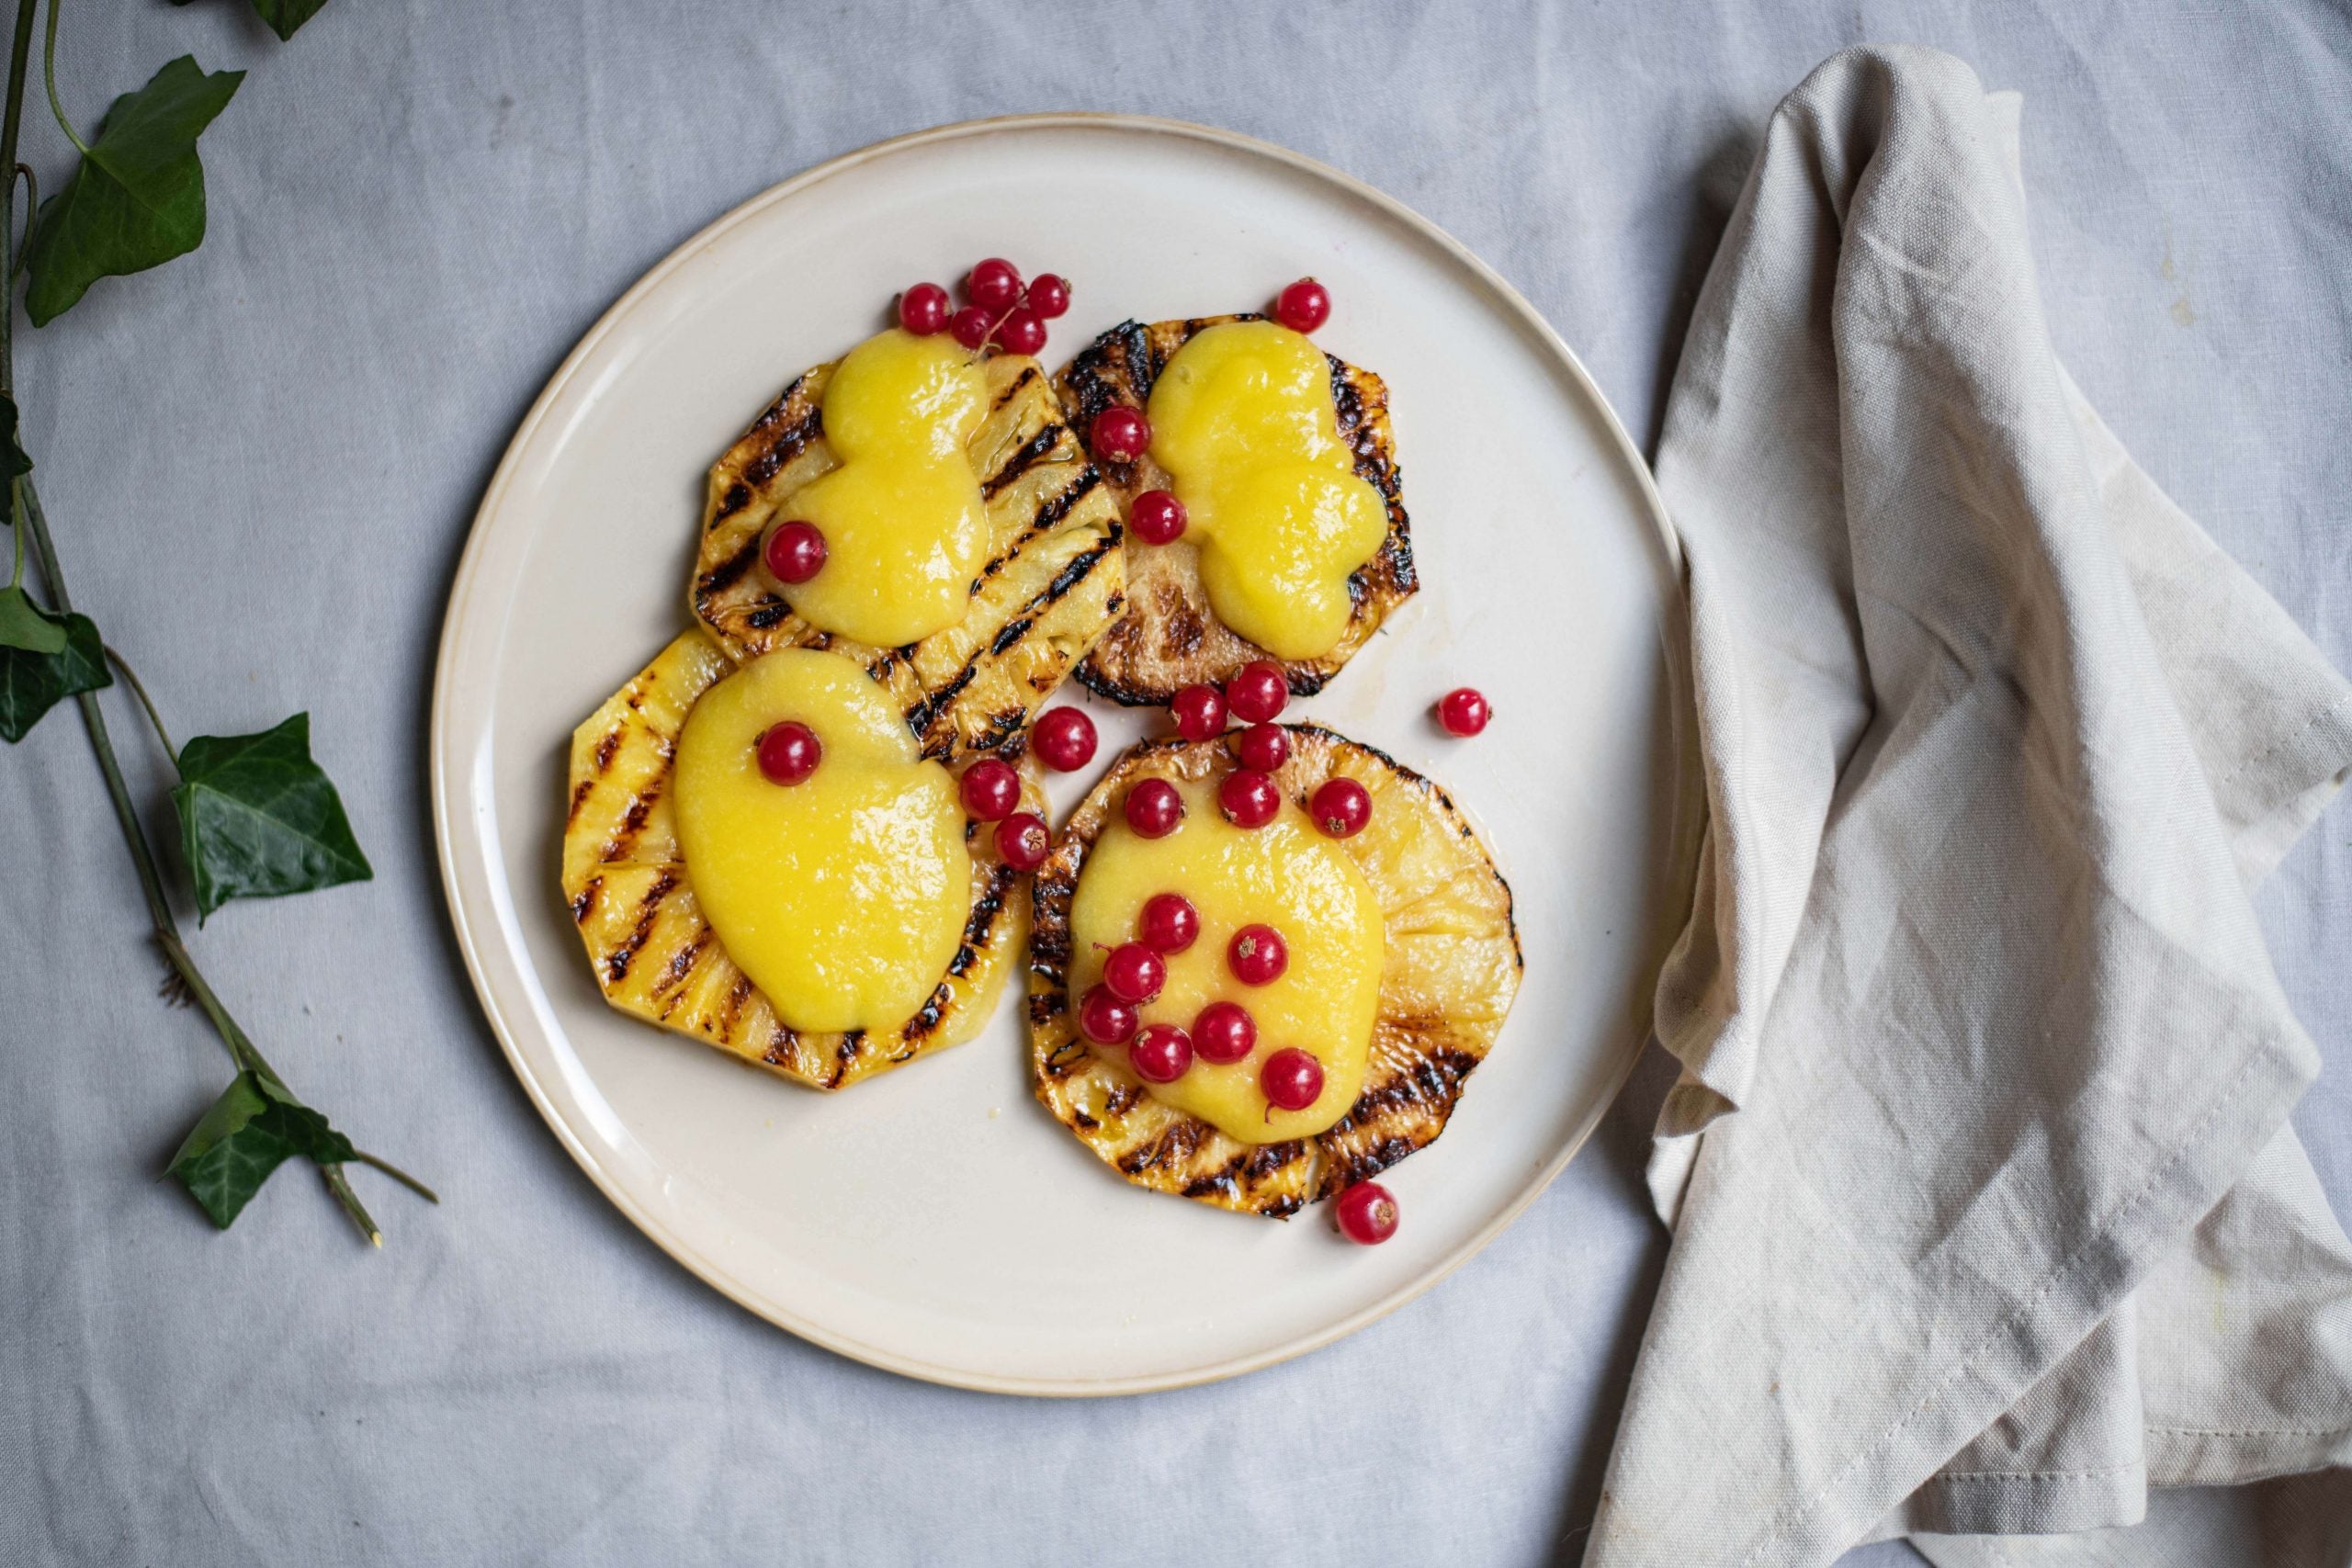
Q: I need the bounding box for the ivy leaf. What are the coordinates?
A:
[25,56,244,326]
[169,0,333,42]
[0,585,66,654]
[0,604,108,741]
[0,391,31,481]
[171,712,372,920]
[166,1069,357,1229]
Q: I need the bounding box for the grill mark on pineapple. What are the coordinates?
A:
[718,973,753,1038]
[651,928,709,1000]
[593,728,622,774]
[714,480,754,522]
[566,778,594,827]
[605,872,674,983]
[570,875,603,925]
[697,535,763,597]
[902,538,1114,739]
[981,423,1066,498]
[989,365,1040,410]
[608,779,662,862]
[970,468,1099,595]
[739,404,822,493]
[761,1025,799,1067]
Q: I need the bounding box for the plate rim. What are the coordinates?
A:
[429,110,1698,1397]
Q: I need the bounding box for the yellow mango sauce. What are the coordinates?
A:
[1144,321,1387,660]
[776,329,989,647]
[672,648,968,1033]
[1069,780,1382,1142]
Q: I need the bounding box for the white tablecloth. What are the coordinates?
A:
[3,4,2343,1563]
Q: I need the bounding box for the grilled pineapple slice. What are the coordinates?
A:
[1052,316,1416,705]
[1029,726,1519,1215]
[563,629,1035,1090]
[692,353,1123,761]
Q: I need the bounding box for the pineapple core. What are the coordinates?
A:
[1069,779,1383,1142]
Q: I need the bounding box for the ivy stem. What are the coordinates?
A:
[0,0,34,396]
[40,0,83,156]
[350,1150,439,1204]
[104,641,177,765]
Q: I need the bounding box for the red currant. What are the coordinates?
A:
[995,307,1047,356]
[763,519,826,585]
[1219,769,1281,829]
[1273,276,1332,333]
[959,758,1022,821]
[1124,778,1183,839]
[1334,1181,1398,1245]
[967,257,1023,313]
[1236,722,1288,773]
[1193,1000,1256,1064]
[995,812,1050,871]
[1130,1023,1193,1083]
[948,306,992,350]
[1032,706,1096,772]
[899,282,950,335]
[1228,923,1287,986]
[1170,682,1227,741]
[1226,660,1288,724]
[755,721,821,785]
[1026,273,1071,319]
[1091,405,1151,462]
[1438,686,1491,737]
[1079,985,1138,1045]
[1261,1046,1324,1111]
[1310,776,1372,838]
[1102,942,1167,1004]
[1138,892,1199,953]
[1129,490,1186,545]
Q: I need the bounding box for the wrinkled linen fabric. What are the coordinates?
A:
[1589,46,2352,1568]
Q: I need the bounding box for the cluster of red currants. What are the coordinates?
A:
[1147,661,1374,840]
[898,258,1070,358]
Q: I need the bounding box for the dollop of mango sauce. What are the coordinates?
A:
[672,649,968,1033]
[775,328,991,647]
[1145,321,1388,660]
[1071,780,1384,1142]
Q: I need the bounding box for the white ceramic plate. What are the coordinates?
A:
[433,115,1697,1396]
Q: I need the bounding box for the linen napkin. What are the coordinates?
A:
[1586,45,2352,1568]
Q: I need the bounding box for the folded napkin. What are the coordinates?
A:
[1586,46,2352,1568]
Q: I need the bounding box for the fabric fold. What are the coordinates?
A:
[1588,43,2352,1567]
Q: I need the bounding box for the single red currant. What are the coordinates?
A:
[1102,942,1167,1004]
[1228,923,1287,986]
[948,306,993,350]
[995,307,1047,356]
[755,721,820,785]
[1438,686,1492,737]
[1026,273,1071,319]
[1261,1046,1325,1111]
[1226,660,1288,724]
[763,519,826,585]
[1078,985,1139,1046]
[1090,405,1151,462]
[1128,490,1187,545]
[1193,1000,1256,1065]
[1124,778,1183,839]
[1138,892,1200,953]
[1219,769,1281,829]
[899,282,951,335]
[1170,682,1227,741]
[967,257,1023,313]
[959,758,1022,821]
[1032,706,1097,772]
[1310,776,1372,839]
[1273,276,1332,333]
[1236,722,1288,773]
[1334,1181,1399,1245]
[1130,1023,1193,1084]
[995,812,1050,872]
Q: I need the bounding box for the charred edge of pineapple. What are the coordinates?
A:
[1050,316,1419,708]
[1027,726,1521,1214]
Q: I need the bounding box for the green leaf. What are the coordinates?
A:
[25,56,244,326]
[167,0,332,41]
[0,392,31,481]
[171,711,372,919]
[167,1069,357,1229]
[0,586,66,654]
[0,605,108,741]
